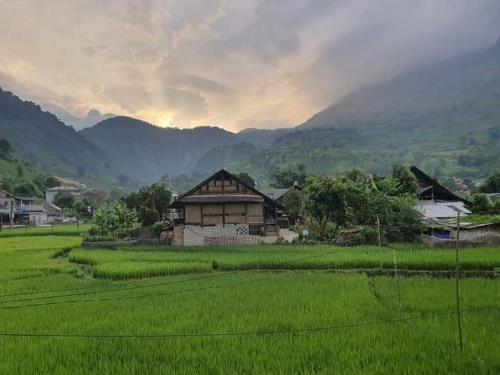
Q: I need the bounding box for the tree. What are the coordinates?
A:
[122,183,172,225]
[302,177,347,239]
[92,202,137,237]
[73,200,92,220]
[479,172,500,193]
[16,165,24,178]
[271,164,308,188]
[281,188,302,224]
[53,192,75,209]
[392,164,418,195]
[469,193,492,214]
[83,189,108,206]
[235,172,256,188]
[13,180,42,197]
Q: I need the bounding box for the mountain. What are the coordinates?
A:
[300,38,500,132]
[274,38,500,179]
[81,116,239,183]
[236,128,291,147]
[42,103,115,130]
[0,88,110,178]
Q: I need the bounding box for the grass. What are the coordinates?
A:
[465,214,500,225]
[68,244,500,280]
[0,236,82,282]
[0,235,499,373]
[0,224,92,238]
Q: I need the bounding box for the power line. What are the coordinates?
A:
[0,304,497,340]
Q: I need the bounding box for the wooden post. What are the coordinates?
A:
[392,246,402,321]
[9,200,14,228]
[376,214,382,247]
[455,212,463,351]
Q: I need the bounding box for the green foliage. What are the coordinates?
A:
[271,163,307,188]
[53,192,75,209]
[122,183,172,226]
[92,202,138,238]
[0,88,107,178]
[469,193,493,214]
[479,172,500,193]
[302,176,347,239]
[72,200,91,220]
[12,179,42,197]
[151,221,170,239]
[301,170,421,243]
[392,164,418,195]
[281,188,302,223]
[235,172,256,188]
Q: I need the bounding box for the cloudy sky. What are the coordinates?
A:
[0,0,499,131]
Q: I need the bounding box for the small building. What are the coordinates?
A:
[424,221,500,247]
[0,188,15,226]
[266,181,301,227]
[45,184,87,204]
[16,197,47,225]
[410,166,471,219]
[168,169,286,246]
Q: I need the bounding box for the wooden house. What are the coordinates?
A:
[410,166,465,202]
[168,169,285,246]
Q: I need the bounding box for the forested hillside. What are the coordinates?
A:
[81,116,239,183]
[0,88,109,178]
[1,39,500,191]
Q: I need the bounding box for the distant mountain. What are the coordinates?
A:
[3,39,500,190]
[283,38,500,179]
[0,88,109,178]
[300,38,500,133]
[236,128,291,147]
[42,103,115,130]
[81,116,239,183]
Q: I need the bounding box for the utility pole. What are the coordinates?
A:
[455,212,463,351]
[392,246,402,321]
[9,200,14,228]
[376,214,382,247]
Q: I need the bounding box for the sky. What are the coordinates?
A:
[0,0,499,131]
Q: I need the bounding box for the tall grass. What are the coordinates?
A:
[0,271,498,374]
[0,236,499,373]
[69,244,500,280]
[0,224,92,238]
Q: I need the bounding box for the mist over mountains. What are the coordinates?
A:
[0,39,499,189]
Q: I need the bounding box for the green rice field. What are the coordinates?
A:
[0,235,499,374]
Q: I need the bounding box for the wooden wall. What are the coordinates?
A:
[184,203,264,226]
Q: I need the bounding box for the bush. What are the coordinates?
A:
[351,226,380,246]
[82,234,116,243]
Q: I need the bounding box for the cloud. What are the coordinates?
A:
[0,0,499,130]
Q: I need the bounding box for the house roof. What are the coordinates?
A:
[46,185,84,192]
[168,169,284,209]
[265,188,289,201]
[179,195,265,204]
[0,188,13,198]
[410,166,466,202]
[416,201,471,219]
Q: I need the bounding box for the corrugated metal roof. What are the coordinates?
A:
[416,201,471,219]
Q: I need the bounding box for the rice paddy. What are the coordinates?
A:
[68,244,500,280]
[0,235,499,374]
